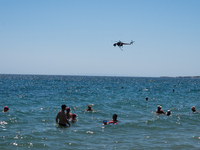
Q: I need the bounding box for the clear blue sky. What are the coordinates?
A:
[1,0,200,77]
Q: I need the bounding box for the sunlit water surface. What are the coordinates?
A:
[0,75,200,149]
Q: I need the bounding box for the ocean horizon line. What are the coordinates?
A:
[0,73,200,78]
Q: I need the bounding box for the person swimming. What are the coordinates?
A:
[103,114,118,125]
[191,106,196,113]
[87,105,94,111]
[103,120,108,125]
[156,105,165,114]
[166,110,171,116]
[72,113,77,121]
[2,106,9,112]
[111,114,118,123]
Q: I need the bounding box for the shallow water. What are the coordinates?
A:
[0,75,200,149]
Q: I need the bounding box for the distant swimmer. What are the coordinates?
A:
[166,110,171,116]
[103,114,118,125]
[191,106,196,113]
[2,106,9,112]
[87,105,94,111]
[110,114,118,123]
[56,104,70,127]
[72,113,77,121]
[66,107,72,119]
[156,105,165,114]
[103,120,108,125]
[146,97,148,101]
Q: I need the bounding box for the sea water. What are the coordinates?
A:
[0,75,200,149]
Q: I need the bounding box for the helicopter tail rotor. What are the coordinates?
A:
[130,40,134,44]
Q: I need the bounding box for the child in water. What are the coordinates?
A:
[103,120,108,125]
[72,113,77,121]
[2,106,9,112]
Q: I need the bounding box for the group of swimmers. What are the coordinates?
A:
[55,104,77,127]
[2,104,197,127]
[55,104,118,127]
[156,105,171,116]
[156,105,197,116]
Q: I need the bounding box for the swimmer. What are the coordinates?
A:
[166,110,171,116]
[146,97,148,101]
[66,107,72,119]
[110,114,118,123]
[103,120,108,125]
[191,106,196,113]
[72,113,77,121]
[56,104,70,127]
[156,105,165,114]
[87,105,94,111]
[2,106,9,112]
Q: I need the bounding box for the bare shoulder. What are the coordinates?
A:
[57,111,62,115]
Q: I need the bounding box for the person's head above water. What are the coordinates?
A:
[191,106,196,112]
[87,105,93,111]
[113,114,117,121]
[103,120,107,125]
[156,105,166,114]
[61,104,67,111]
[167,110,171,116]
[72,113,77,120]
[157,105,162,110]
[4,106,9,112]
[66,107,70,112]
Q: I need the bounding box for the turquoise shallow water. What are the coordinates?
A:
[0,75,200,149]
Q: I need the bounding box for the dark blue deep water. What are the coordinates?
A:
[0,75,200,149]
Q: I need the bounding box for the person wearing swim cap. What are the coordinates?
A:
[72,113,77,121]
[191,106,196,113]
[66,107,72,120]
[166,110,171,116]
[103,120,108,125]
[3,106,9,112]
[56,104,70,127]
[156,105,165,114]
[87,105,94,111]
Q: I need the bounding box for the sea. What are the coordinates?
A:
[0,74,200,150]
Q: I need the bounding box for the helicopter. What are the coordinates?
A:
[113,40,134,51]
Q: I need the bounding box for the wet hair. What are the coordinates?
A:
[113,114,117,118]
[61,104,67,109]
[191,106,196,112]
[167,110,171,116]
[157,105,161,109]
